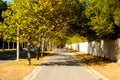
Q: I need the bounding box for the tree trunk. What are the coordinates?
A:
[27,44,31,65]
[8,42,10,49]
[36,47,40,60]
[41,39,44,57]
[51,44,53,51]
[16,26,20,61]
[48,42,51,51]
[23,43,24,48]
[2,40,5,50]
[13,42,15,49]
[46,42,49,51]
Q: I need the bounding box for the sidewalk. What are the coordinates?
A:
[23,49,97,80]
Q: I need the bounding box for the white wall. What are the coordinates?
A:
[79,42,88,53]
[71,43,79,51]
[65,38,120,62]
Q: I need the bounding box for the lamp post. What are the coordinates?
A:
[16,26,19,61]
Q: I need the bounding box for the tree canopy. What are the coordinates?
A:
[67,0,120,41]
[0,0,120,47]
[0,0,120,64]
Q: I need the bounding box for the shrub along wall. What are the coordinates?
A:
[65,38,120,62]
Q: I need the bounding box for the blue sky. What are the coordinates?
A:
[3,0,12,2]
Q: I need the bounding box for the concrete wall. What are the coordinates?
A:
[66,43,79,51]
[65,38,120,62]
[79,42,88,53]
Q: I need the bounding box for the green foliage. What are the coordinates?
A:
[0,0,7,22]
[1,0,120,46]
[0,0,7,11]
[71,0,120,40]
[1,0,77,46]
[87,0,115,39]
[66,35,87,44]
[114,0,120,27]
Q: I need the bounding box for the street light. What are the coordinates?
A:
[16,26,19,61]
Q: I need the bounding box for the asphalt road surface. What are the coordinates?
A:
[30,49,97,80]
[0,50,27,64]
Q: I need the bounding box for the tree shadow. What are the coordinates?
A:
[39,60,80,66]
[43,52,51,56]
[75,54,115,66]
[35,53,80,66]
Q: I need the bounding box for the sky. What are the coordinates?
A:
[3,0,12,2]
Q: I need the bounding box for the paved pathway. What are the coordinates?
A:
[0,60,12,64]
[24,49,97,80]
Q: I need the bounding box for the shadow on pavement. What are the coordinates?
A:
[37,53,80,66]
[74,54,115,66]
[39,60,80,66]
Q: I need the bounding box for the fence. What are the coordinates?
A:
[65,38,120,62]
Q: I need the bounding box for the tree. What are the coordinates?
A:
[2,0,80,65]
[0,0,7,22]
[0,0,7,49]
[83,0,120,40]
[114,0,120,27]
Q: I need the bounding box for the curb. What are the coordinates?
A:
[23,65,43,80]
[23,56,47,80]
[69,52,109,80]
[86,67,109,80]
[23,50,56,80]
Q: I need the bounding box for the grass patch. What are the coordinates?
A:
[0,58,43,80]
[0,51,52,80]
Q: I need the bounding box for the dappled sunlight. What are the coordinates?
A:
[38,52,80,66]
[66,49,115,66]
[75,53,114,66]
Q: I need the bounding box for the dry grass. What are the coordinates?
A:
[93,62,120,80]
[67,49,120,80]
[0,59,43,80]
[0,51,52,80]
